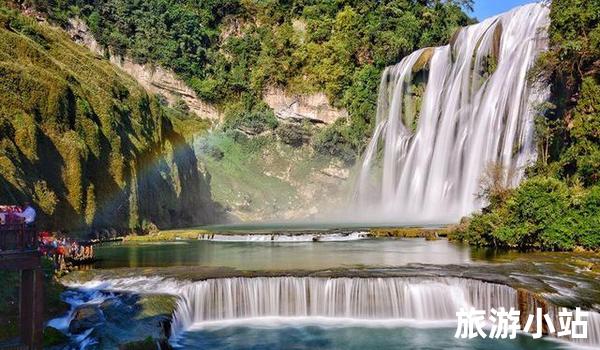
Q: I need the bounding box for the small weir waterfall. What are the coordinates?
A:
[170,277,517,336]
[354,4,550,222]
[197,231,368,242]
[57,276,600,347]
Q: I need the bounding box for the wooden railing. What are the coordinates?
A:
[0,224,37,252]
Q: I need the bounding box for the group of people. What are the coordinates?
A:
[38,232,95,270]
[1,201,95,271]
[0,201,36,227]
[0,202,38,251]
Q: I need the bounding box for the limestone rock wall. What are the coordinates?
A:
[68,19,347,126]
[67,18,221,121]
[263,87,348,124]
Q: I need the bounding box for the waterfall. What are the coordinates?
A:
[585,312,600,345]
[170,277,516,336]
[353,3,550,223]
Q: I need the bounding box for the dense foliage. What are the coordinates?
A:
[0,5,218,231]
[29,0,472,160]
[455,0,600,251]
[457,177,599,250]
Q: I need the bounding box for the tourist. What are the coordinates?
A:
[16,201,36,228]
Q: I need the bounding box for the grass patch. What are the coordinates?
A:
[136,295,177,319]
[369,227,452,240]
[123,229,209,242]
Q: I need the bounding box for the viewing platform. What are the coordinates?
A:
[0,224,40,270]
[0,223,43,350]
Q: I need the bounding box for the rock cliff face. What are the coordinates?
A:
[263,87,348,124]
[67,18,221,121]
[67,19,348,126]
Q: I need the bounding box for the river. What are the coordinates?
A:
[52,229,600,349]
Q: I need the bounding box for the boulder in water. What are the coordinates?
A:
[74,294,176,349]
[68,305,103,334]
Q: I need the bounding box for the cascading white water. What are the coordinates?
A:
[584,312,600,345]
[55,276,600,347]
[170,277,516,337]
[353,3,550,223]
[198,231,369,242]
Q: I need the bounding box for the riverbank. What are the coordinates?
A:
[122,229,210,242]
[119,226,454,243]
[369,227,453,239]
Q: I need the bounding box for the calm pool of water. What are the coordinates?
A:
[94,238,472,270]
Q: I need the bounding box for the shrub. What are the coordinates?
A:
[275,123,306,147]
[505,177,570,228]
[455,176,600,251]
[575,185,600,249]
[198,139,224,160]
[223,104,279,135]
[496,177,574,250]
[477,163,516,209]
[312,120,356,164]
[458,211,503,247]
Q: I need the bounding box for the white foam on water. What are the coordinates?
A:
[185,316,457,331]
[199,231,369,242]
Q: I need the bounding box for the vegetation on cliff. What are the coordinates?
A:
[32,0,473,161]
[454,0,600,251]
[198,130,350,221]
[0,5,218,231]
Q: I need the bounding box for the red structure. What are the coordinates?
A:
[0,223,43,350]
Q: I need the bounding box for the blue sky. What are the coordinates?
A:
[470,0,535,20]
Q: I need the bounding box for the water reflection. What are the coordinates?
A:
[95,239,472,270]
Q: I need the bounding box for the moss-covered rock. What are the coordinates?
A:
[55,290,177,349]
[43,326,69,348]
[369,227,447,240]
[123,229,207,242]
[412,48,434,74]
[69,305,103,334]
